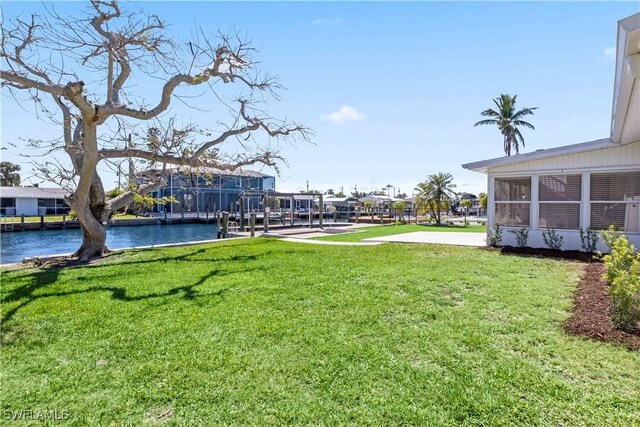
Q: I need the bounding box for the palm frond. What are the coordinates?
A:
[479,108,500,117]
[513,120,535,130]
[474,119,499,127]
[512,107,537,120]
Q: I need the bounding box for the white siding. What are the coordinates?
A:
[489,140,639,175]
[15,198,38,216]
[485,141,640,252]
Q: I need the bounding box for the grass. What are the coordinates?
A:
[1,238,638,426]
[316,223,486,242]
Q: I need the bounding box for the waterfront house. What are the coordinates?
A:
[0,187,71,216]
[147,167,276,214]
[462,13,640,251]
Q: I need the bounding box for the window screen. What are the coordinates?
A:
[495,203,530,227]
[495,177,531,201]
[539,203,581,229]
[590,172,640,232]
[539,175,581,201]
[591,203,639,233]
[590,172,640,201]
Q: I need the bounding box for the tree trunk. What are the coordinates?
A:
[68,174,111,262]
[74,216,108,261]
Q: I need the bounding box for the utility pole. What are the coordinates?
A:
[306,180,309,193]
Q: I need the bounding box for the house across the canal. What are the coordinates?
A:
[147,167,276,214]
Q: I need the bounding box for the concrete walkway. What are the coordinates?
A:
[280,237,382,246]
[363,231,486,246]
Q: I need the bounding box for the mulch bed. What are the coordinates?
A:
[487,245,601,263]
[565,263,640,352]
[484,245,639,351]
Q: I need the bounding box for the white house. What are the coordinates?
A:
[0,187,71,216]
[463,13,640,251]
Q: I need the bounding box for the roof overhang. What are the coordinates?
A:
[610,13,640,144]
[462,138,614,173]
[0,187,70,199]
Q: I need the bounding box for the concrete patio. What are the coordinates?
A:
[363,231,486,246]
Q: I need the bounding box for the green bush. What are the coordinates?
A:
[488,225,502,247]
[602,227,640,332]
[508,227,529,248]
[579,227,599,253]
[542,228,563,250]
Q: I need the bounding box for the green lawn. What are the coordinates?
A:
[316,223,486,242]
[1,238,638,426]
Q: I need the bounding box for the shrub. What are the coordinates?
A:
[602,227,640,332]
[579,227,599,253]
[488,225,502,247]
[508,227,529,248]
[542,228,563,250]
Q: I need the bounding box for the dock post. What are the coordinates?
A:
[318,195,323,228]
[239,198,245,232]
[20,214,24,231]
[40,215,45,230]
[62,214,66,229]
[250,210,256,237]
[181,210,184,221]
[222,212,229,238]
[290,197,295,227]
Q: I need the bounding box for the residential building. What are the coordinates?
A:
[148,167,276,214]
[0,187,71,216]
[462,13,640,251]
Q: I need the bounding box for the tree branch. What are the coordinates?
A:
[0,70,65,96]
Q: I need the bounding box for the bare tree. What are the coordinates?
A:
[1,0,308,260]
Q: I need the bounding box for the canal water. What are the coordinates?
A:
[0,223,218,265]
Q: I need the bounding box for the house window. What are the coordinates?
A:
[37,198,70,215]
[590,172,640,232]
[1,198,16,215]
[494,177,531,226]
[538,174,581,229]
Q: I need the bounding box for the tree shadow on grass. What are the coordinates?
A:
[1,245,303,327]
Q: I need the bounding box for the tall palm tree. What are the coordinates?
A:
[414,172,457,224]
[474,94,537,156]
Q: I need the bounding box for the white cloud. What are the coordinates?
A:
[325,105,364,124]
[603,47,616,58]
[313,18,342,25]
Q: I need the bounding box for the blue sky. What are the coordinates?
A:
[1,1,637,196]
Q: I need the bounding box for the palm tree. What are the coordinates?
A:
[459,199,472,226]
[474,94,537,156]
[414,172,457,224]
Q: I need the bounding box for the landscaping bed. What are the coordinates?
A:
[565,263,640,352]
[492,246,600,263]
